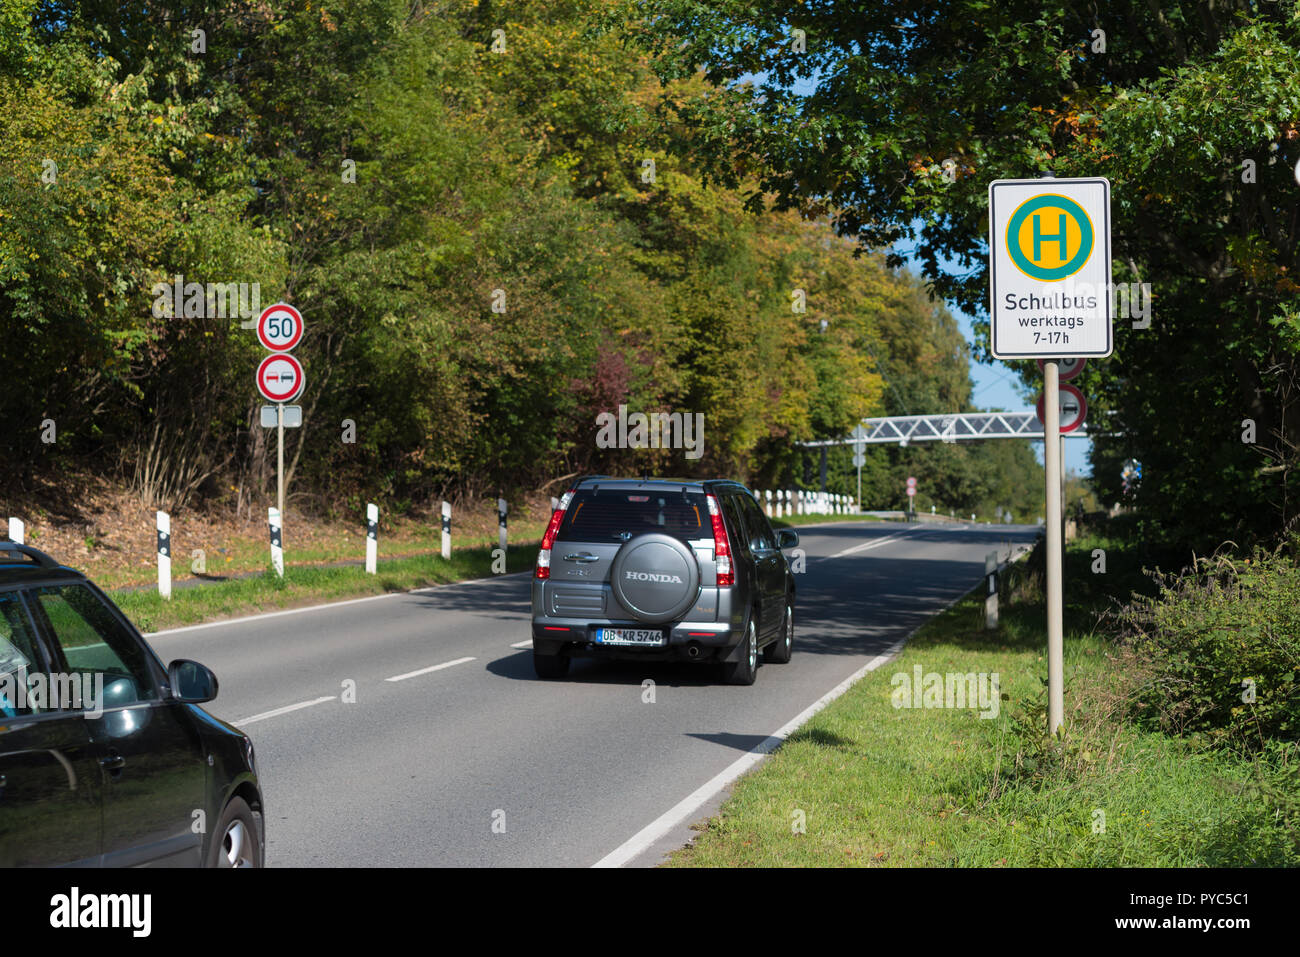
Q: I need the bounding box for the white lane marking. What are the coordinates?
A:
[823,527,922,559]
[237,695,336,726]
[590,639,906,869]
[144,571,533,639]
[511,640,532,649]
[385,656,476,682]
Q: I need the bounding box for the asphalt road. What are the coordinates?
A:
[147,520,1039,867]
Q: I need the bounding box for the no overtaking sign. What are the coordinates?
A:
[988,178,1112,359]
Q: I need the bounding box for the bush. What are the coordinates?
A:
[1115,548,1300,750]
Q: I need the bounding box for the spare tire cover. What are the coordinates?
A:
[609,533,701,624]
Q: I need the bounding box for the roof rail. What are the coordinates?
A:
[0,541,62,569]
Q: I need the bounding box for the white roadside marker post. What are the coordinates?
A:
[441,501,451,560]
[268,507,284,578]
[498,497,508,556]
[157,510,171,599]
[984,550,998,630]
[7,517,23,545]
[366,503,378,574]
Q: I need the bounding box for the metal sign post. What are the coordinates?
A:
[255,304,305,544]
[1043,360,1064,735]
[852,424,866,511]
[277,403,285,520]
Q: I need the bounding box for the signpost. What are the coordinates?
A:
[255,303,306,532]
[906,475,917,518]
[852,424,867,511]
[990,175,1112,737]
[1037,357,1086,381]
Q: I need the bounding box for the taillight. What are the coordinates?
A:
[706,494,734,587]
[535,489,575,580]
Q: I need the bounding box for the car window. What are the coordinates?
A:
[719,495,752,559]
[28,584,159,707]
[741,495,777,551]
[0,592,45,717]
[558,490,709,543]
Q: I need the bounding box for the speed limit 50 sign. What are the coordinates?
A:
[257,303,304,352]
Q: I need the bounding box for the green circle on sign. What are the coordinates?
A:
[1006,194,1094,281]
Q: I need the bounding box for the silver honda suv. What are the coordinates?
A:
[530,477,798,685]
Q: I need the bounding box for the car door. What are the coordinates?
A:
[739,494,787,640]
[0,588,102,866]
[719,493,765,635]
[27,582,206,867]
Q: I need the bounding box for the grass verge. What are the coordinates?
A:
[666,538,1299,867]
[113,542,539,634]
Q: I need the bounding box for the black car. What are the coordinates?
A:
[0,542,263,867]
[531,477,798,684]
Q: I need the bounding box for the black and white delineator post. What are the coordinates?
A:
[365,503,378,575]
[7,517,22,544]
[157,510,171,600]
[268,507,284,577]
[497,498,508,556]
[441,501,451,560]
[984,550,998,630]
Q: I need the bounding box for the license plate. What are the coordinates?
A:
[595,628,666,647]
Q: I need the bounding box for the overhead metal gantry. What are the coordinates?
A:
[798,411,1092,447]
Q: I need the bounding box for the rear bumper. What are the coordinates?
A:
[531,618,737,662]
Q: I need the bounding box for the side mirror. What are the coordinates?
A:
[168,659,219,704]
[777,529,800,549]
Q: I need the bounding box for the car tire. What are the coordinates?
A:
[207,796,261,868]
[764,603,793,664]
[533,651,571,679]
[721,619,758,686]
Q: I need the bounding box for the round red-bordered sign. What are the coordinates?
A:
[256,302,304,352]
[1036,384,1087,434]
[1037,357,1086,381]
[256,353,305,403]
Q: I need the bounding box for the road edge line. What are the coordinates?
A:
[591,561,1013,869]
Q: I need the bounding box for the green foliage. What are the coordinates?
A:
[0,0,1033,518]
[634,0,1300,551]
[1117,548,1300,750]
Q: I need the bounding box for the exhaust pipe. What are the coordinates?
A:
[686,642,702,659]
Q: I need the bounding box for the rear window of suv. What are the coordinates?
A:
[557,489,708,543]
